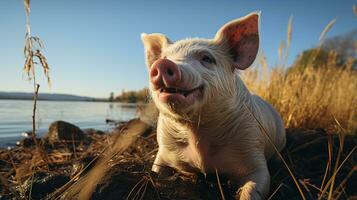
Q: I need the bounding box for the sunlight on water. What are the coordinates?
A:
[0,99,137,147]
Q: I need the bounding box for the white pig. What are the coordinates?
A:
[141,12,286,200]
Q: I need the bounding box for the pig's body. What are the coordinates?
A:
[155,77,285,172]
[154,74,286,199]
[141,12,286,200]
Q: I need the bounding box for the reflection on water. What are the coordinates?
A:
[0,99,137,147]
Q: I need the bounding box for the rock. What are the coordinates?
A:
[46,121,89,144]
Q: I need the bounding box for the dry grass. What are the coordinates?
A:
[242,63,357,132]
[246,103,356,199]
[242,18,357,133]
[23,0,50,85]
[21,1,53,198]
[1,120,355,200]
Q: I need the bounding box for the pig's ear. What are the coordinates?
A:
[141,33,171,68]
[214,12,260,70]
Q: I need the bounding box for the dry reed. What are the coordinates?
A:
[242,17,357,133]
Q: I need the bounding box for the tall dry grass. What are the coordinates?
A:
[243,59,357,132]
[23,0,51,144]
[22,1,52,198]
[242,19,357,133]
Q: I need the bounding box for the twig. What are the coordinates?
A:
[267,183,283,200]
[215,168,226,200]
[31,84,40,147]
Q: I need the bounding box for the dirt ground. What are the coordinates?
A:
[0,119,356,200]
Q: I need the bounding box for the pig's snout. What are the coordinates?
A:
[150,58,181,88]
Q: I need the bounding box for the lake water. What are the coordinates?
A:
[0,99,137,147]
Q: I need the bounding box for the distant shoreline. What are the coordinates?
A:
[0,97,108,102]
[0,98,141,105]
[0,91,148,103]
[0,91,107,102]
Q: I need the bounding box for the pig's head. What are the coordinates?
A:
[141,12,260,121]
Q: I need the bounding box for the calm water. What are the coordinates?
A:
[0,100,137,147]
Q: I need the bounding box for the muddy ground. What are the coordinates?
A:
[0,119,356,200]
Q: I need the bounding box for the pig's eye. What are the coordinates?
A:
[200,54,216,65]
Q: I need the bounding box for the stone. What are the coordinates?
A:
[46,121,89,143]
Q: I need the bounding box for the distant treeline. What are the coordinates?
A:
[114,88,149,103]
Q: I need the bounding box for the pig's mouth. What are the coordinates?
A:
[159,86,203,97]
[156,85,204,105]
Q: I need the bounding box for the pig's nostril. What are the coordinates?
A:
[151,69,159,77]
[151,59,180,86]
[167,68,174,76]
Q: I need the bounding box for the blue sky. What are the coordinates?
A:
[0,0,356,98]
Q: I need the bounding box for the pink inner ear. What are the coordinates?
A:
[151,43,162,56]
[223,15,259,70]
[147,43,163,68]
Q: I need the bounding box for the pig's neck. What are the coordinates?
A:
[161,76,255,146]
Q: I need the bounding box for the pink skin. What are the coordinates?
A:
[150,59,181,90]
[150,58,203,106]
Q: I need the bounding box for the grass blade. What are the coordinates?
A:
[319,18,337,45]
[215,168,226,200]
[318,146,356,199]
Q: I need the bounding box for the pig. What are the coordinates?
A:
[141,12,286,200]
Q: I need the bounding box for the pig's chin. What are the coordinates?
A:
[155,85,204,108]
